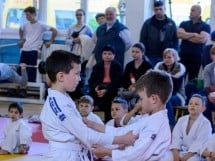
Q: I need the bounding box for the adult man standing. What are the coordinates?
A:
[177,4,210,81]
[139,1,178,66]
[93,7,132,67]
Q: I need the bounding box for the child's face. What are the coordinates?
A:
[25,12,36,22]
[188,97,204,116]
[62,63,81,92]
[78,102,93,117]
[111,103,127,120]
[138,90,156,115]
[163,52,175,66]
[131,47,143,60]
[96,16,106,25]
[102,51,115,62]
[8,108,21,122]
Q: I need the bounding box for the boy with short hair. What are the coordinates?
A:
[85,70,173,160]
[0,102,32,154]
[40,50,137,161]
[78,95,104,124]
[106,97,129,127]
[19,6,57,82]
[164,94,212,161]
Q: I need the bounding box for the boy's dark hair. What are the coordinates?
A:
[8,102,23,114]
[135,70,173,104]
[24,6,36,14]
[154,0,164,7]
[45,50,81,82]
[112,97,128,110]
[132,42,145,53]
[191,94,206,106]
[95,13,105,20]
[76,9,85,15]
[102,44,116,54]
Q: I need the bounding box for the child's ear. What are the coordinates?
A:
[91,105,94,111]
[151,94,158,104]
[56,72,64,82]
[201,106,206,112]
[20,113,23,118]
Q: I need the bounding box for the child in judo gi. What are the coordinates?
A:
[164,94,212,161]
[84,70,173,161]
[0,102,32,154]
[78,95,104,124]
[40,50,137,161]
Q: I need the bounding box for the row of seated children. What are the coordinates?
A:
[0,102,32,154]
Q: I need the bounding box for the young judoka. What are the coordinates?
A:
[84,70,173,161]
[164,94,212,161]
[40,50,137,161]
[0,102,32,154]
[78,95,104,124]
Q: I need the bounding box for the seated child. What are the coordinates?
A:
[78,95,104,124]
[163,94,212,161]
[106,97,145,127]
[201,134,215,160]
[106,97,129,127]
[0,102,32,154]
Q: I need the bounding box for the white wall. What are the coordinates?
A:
[125,0,154,42]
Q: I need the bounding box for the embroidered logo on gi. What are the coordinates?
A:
[150,134,157,140]
[49,97,66,121]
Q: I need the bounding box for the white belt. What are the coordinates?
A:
[49,141,82,151]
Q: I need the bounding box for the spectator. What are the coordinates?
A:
[203,45,215,131]
[19,6,57,82]
[177,4,210,81]
[93,7,132,66]
[65,9,93,61]
[202,30,215,68]
[89,45,123,122]
[139,0,178,66]
[154,48,186,128]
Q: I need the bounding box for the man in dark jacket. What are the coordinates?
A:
[139,1,178,66]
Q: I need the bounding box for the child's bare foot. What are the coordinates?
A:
[19,144,29,154]
[0,149,9,154]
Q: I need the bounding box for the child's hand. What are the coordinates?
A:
[19,144,29,154]
[92,144,111,158]
[20,63,27,70]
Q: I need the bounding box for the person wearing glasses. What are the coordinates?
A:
[65,9,93,61]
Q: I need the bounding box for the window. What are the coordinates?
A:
[47,0,80,30]
[171,0,211,26]
[2,0,38,29]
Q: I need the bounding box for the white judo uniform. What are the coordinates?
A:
[200,134,215,159]
[0,118,32,153]
[40,89,114,161]
[87,112,104,125]
[164,114,212,161]
[105,109,171,161]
